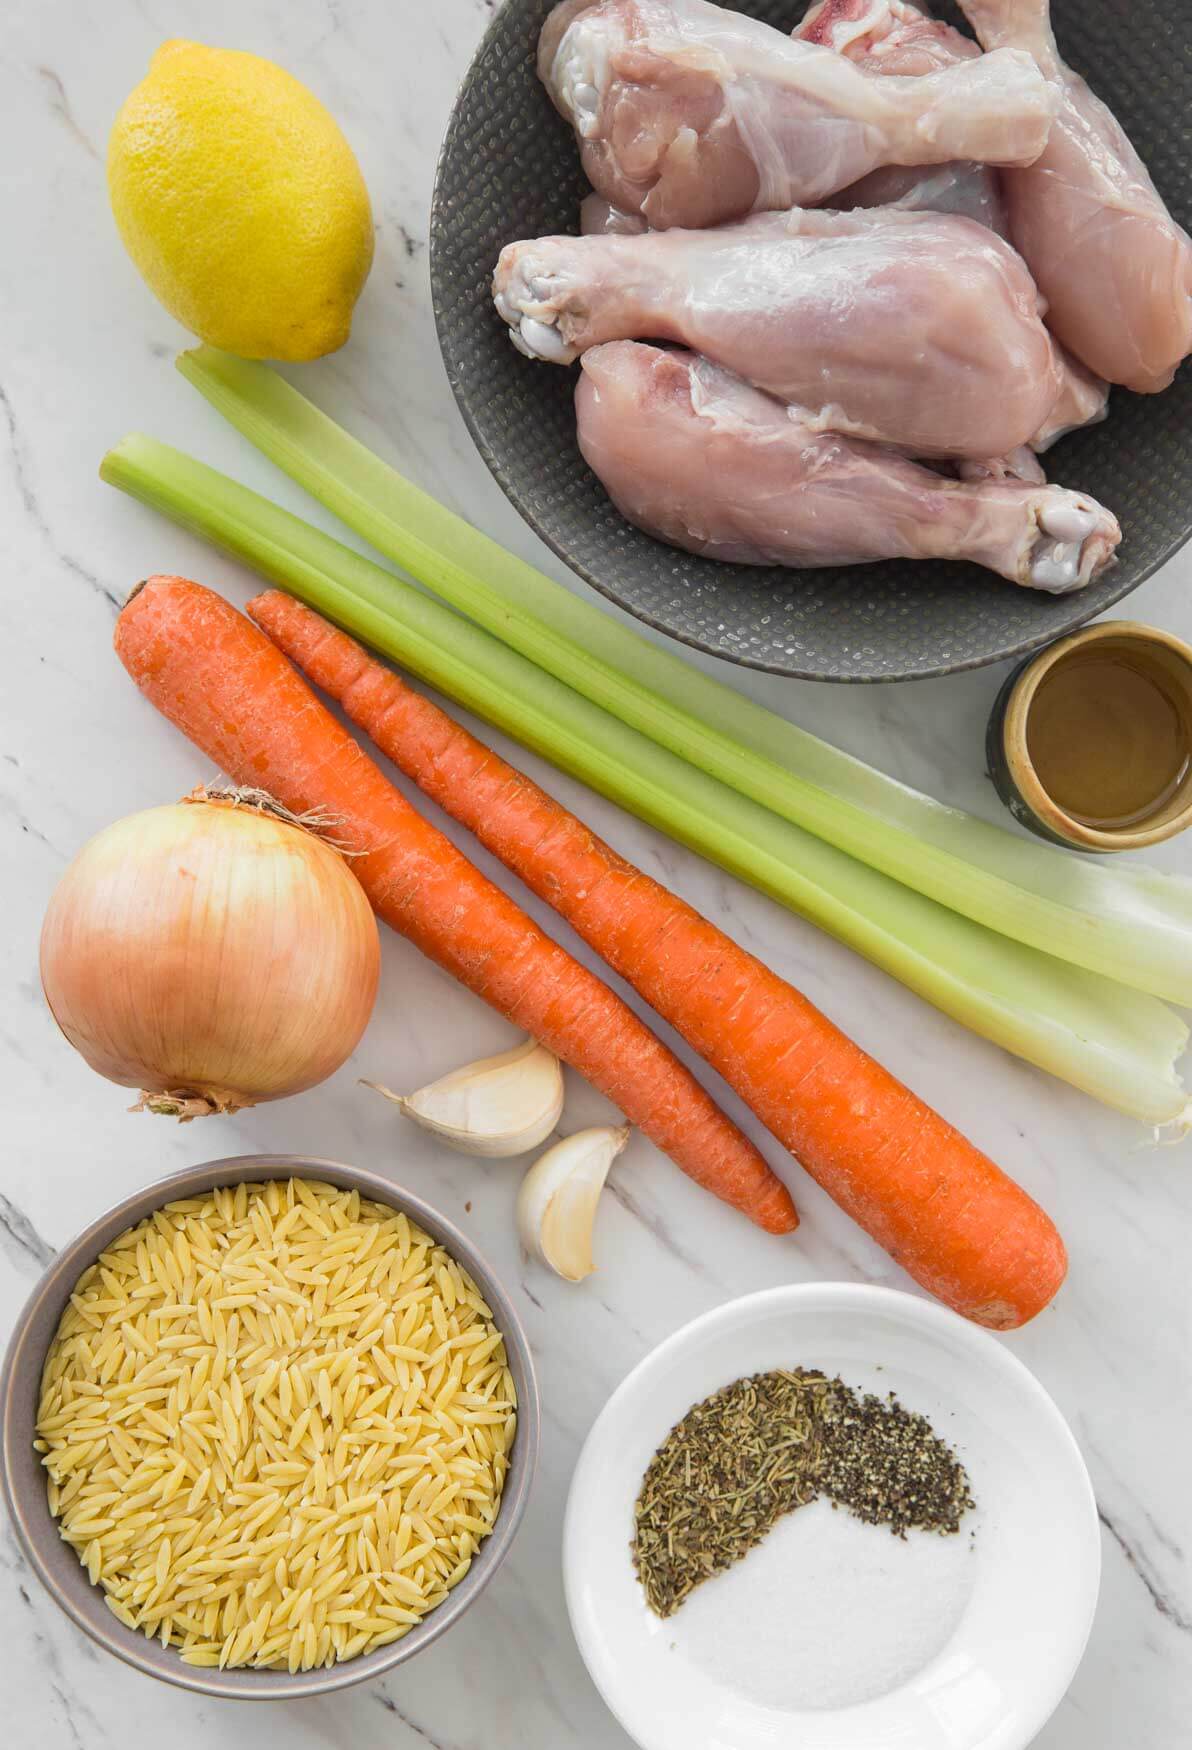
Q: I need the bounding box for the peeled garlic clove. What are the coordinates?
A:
[362,1036,564,1157]
[517,1125,630,1282]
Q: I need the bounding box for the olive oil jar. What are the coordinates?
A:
[987,622,1192,852]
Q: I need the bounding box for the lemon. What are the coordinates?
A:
[108,41,374,361]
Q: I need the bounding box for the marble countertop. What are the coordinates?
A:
[3,2,1190,1745]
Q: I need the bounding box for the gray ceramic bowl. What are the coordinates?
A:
[0,1154,539,1700]
[430,0,1192,681]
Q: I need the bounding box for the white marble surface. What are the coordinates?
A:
[2,2,1191,1745]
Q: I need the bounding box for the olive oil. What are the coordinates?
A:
[1026,649,1191,831]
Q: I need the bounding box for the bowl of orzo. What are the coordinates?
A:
[0,1154,538,1698]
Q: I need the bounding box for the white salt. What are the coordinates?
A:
[671,1496,977,1711]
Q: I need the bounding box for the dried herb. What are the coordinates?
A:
[632,1370,830,1619]
[632,1369,975,1618]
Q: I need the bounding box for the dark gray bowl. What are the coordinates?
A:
[430,0,1192,681]
[0,1155,539,1699]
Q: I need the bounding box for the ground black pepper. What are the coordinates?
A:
[632,1368,975,1619]
[818,1382,974,1539]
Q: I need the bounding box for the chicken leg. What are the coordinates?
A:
[793,0,1005,230]
[575,342,1120,591]
[957,0,1192,391]
[794,0,1109,453]
[494,205,1063,459]
[538,0,1054,230]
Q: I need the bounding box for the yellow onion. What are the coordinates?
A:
[39,793,380,1117]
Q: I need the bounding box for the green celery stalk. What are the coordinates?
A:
[101,432,1190,1125]
[174,346,1192,1010]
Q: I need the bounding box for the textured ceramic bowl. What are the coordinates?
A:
[564,1283,1101,1750]
[431,0,1192,681]
[0,1154,539,1699]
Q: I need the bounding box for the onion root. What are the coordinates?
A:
[131,1089,246,1120]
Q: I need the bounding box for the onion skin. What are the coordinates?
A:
[39,799,380,1115]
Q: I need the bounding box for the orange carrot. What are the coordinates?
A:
[114,576,795,1235]
[249,590,1067,1329]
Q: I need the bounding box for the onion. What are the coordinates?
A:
[39,792,380,1117]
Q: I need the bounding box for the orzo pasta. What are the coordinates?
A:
[35,1179,516,1671]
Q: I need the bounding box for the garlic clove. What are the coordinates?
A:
[361,1036,564,1157]
[517,1125,631,1282]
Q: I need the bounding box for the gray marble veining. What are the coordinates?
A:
[2,1,1191,1744]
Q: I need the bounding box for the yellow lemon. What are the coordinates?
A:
[108,41,374,361]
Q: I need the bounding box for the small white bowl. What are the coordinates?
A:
[564,1284,1099,1750]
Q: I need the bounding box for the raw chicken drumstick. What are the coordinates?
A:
[957,0,1192,391]
[538,0,1054,230]
[575,343,1120,591]
[794,0,1108,450]
[577,6,1004,237]
[494,205,1063,459]
[794,0,1004,230]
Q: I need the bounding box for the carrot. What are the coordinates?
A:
[114,576,796,1235]
[248,590,1067,1329]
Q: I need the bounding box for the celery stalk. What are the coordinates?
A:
[101,433,1189,1124]
[174,346,1192,1010]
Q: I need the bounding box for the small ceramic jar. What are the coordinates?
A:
[986,621,1192,852]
